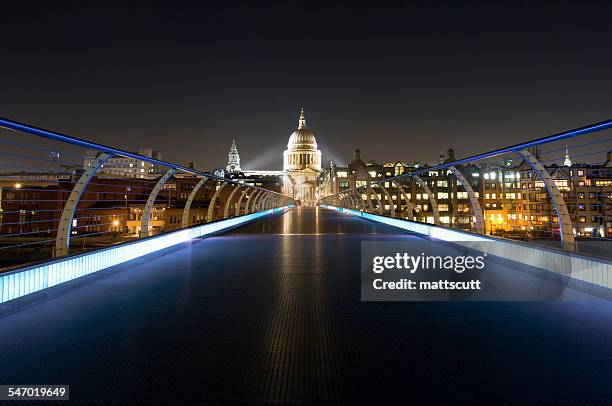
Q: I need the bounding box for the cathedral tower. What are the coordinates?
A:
[226,140,241,174]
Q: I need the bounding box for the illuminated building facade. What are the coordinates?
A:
[282,108,322,206]
[84,148,165,179]
[318,149,612,238]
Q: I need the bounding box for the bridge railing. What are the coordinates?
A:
[0,117,297,271]
[318,119,612,259]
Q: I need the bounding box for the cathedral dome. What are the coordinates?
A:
[287,108,318,151]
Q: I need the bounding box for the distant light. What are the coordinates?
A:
[113,220,120,226]
[14,183,21,189]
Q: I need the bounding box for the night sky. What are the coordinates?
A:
[2,1,612,170]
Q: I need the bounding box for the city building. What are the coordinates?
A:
[214,141,285,191]
[318,148,612,238]
[5,110,610,250]
[282,108,322,206]
[83,148,165,179]
[214,109,322,205]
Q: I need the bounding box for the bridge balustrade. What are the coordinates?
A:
[318,119,612,260]
[0,117,297,272]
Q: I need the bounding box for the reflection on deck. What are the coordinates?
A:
[0,207,610,404]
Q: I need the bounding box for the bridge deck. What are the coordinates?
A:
[0,207,610,403]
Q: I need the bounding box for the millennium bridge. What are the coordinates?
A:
[0,117,610,403]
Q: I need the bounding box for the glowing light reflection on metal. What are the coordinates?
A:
[0,206,294,304]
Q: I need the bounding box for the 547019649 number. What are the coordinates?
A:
[0,385,69,400]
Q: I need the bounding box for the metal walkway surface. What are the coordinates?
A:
[0,208,611,404]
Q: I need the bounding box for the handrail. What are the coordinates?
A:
[318,118,612,256]
[321,118,612,196]
[0,116,297,268]
[0,116,286,196]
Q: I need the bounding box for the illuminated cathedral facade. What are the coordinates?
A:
[282,108,322,205]
[223,108,322,206]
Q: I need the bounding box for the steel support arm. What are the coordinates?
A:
[351,190,365,210]
[364,186,374,211]
[343,193,352,208]
[392,180,414,218]
[517,149,576,251]
[413,175,440,225]
[140,168,177,237]
[259,193,271,211]
[253,192,268,213]
[181,177,208,228]
[253,192,267,212]
[234,188,250,217]
[223,184,243,218]
[268,195,279,209]
[343,192,353,209]
[449,165,485,234]
[245,190,262,214]
[367,183,384,215]
[377,183,396,216]
[55,152,112,257]
[269,194,280,209]
[206,181,228,222]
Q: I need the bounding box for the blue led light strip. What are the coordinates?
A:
[0,206,294,304]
